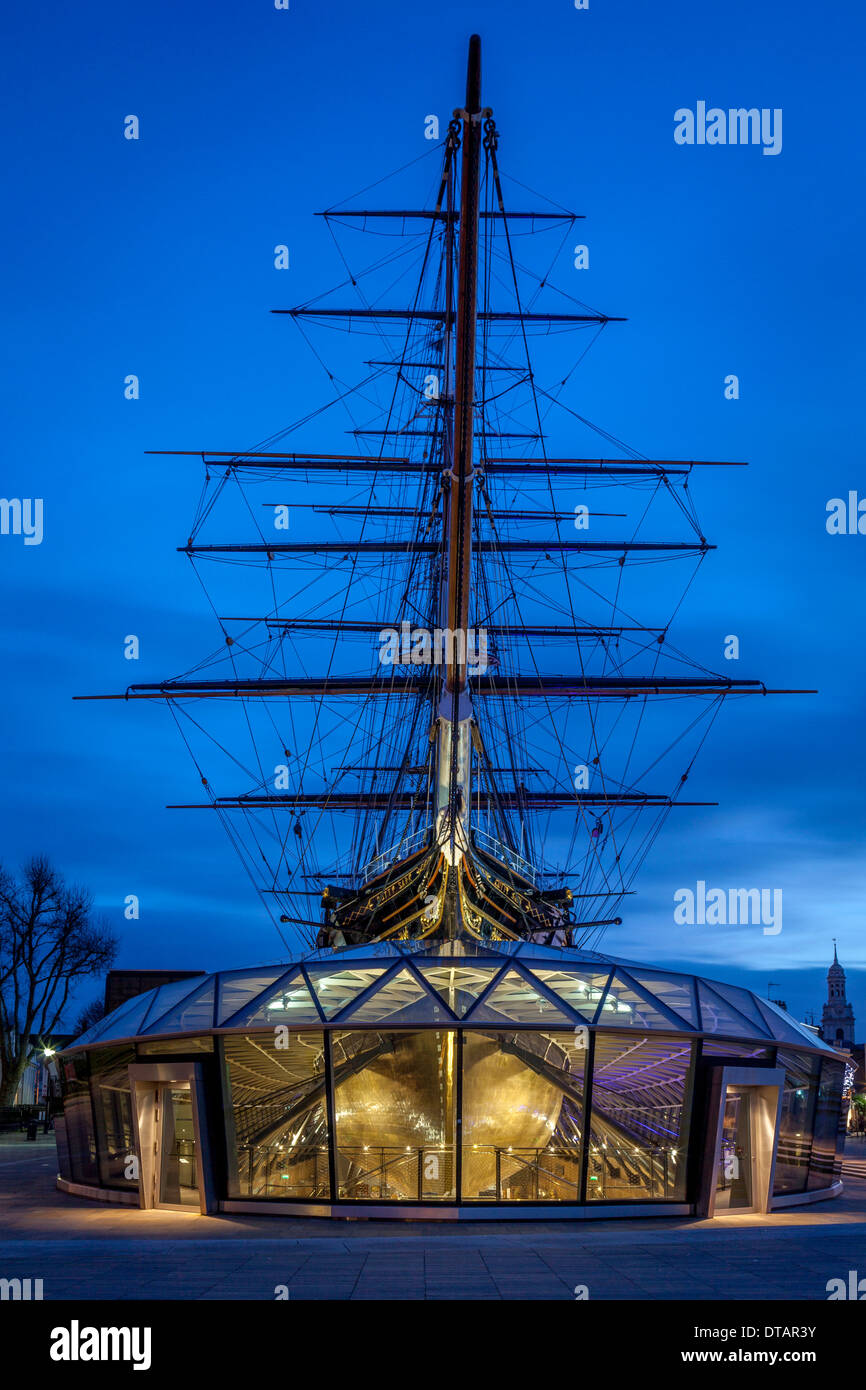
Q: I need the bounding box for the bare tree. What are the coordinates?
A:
[0,857,118,1105]
[73,997,107,1038]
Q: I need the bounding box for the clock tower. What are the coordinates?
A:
[820,943,856,1047]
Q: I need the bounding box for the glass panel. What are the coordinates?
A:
[89,1047,138,1190]
[701,1039,774,1061]
[773,1048,821,1195]
[344,968,444,1024]
[71,1015,118,1049]
[597,974,674,1030]
[529,969,610,1021]
[137,1036,213,1055]
[624,970,698,1027]
[757,996,822,1046]
[706,981,771,1037]
[59,1052,98,1184]
[224,1031,330,1200]
[469,969,575,1024]
[462,1031,586,1201]
[413,962,504,1017]
[306,965,389,1019]
[715,1087,753,1210]
[808,1059,845,1190]
[233,972,322,1026]
[83,991,154,1045]
[144,978,215,1034]
[587,1033,694,1201]
[217,969,288,1026]
[303,942,410,965]
[332,1030,456,1201]
[139,977,211,1031]
[697,981,757,1037]
[157,1084,198,1207]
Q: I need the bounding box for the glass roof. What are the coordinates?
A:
[66,942,841,1055]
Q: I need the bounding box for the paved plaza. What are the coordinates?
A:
[2,1135,865,1300]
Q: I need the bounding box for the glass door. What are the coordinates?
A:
[715,1087,753,1211]
[154,1083,199,1209]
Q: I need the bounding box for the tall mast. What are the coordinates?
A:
[434,36,483,882]
[446,32,482,689]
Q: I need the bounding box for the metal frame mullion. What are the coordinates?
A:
[577,1028,595,1203]
[460,960,511,1020]
[703,979,772,1039]
[586,968,614,1024]
[219,966,301,1029]
[298,964,330,1024]
[325,959,404,1024]
[612,966,698,1033]
[323,1032,338,1202]
[214,1034,240,1200]
[455,1028,464,1202]
[510,960,590,1024]
[403,958,461,1022]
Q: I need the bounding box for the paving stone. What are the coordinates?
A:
[3,1138,866,1300]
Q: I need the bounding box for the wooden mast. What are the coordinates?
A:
[432,36,484,895]
[431,35,484,912]
[445,33,482,695]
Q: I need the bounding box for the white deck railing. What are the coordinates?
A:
[361,824,433,884]
[472,828,538,886]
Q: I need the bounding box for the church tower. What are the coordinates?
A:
[820,943,856,1047]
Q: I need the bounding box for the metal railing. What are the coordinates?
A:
[463,1145,582,1200]
[241,1145,330,1199]
[337,1146,455,1200]
[352,824,541,888]
[361,824,433,884]
[472,828,538,886]
[585,1145,676,1200]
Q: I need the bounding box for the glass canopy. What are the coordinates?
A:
[70,942,837,1054]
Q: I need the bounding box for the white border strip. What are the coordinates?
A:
[56,1175,139,1205]
[219,1199,694,1221]
[771,1180,843,1208]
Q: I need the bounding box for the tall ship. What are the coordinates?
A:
[61,38,846,1220]
[105,38,797,955]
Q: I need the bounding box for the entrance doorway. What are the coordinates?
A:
[715,1087,753,1211]
[153,1083,199,1209]
[701,1066,785,1218]
[129,1062,214,1214]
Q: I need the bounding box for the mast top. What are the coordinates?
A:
[466,34,482,114]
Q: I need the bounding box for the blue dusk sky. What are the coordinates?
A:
[2,0,864,1027]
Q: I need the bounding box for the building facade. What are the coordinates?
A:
[55,942,847,1220]
[820,946,857,1048]
[817,946,864,1129]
